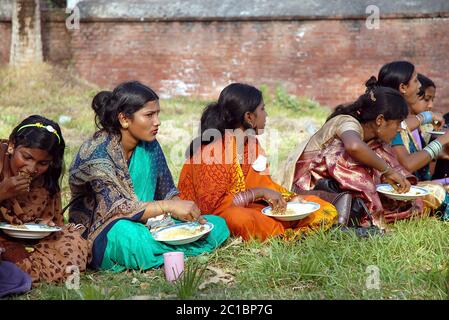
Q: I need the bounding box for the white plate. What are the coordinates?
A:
[0,223,62,239]
[428,131,446,136]
[376,184,429,201]
[261,201,320,221]
[152,222,214,245]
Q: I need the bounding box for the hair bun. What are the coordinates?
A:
[365,76,379,91]
[91,91,112,115]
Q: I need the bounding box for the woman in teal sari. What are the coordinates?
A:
[69,81,229,272]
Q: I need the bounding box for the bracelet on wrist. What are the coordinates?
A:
[156,201,166,214]
[424,140,443,160]
[380,164,392,175]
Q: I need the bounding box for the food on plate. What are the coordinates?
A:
[271,208,297,216]
[157,225,206,239]
[7,224,28,230]
[389,189,424,196]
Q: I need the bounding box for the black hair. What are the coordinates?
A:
[187,83,263,157]
[444,112,449,124]
[92,81,159,137]
[9,115,65,196]
[377,60,415,90]
[328,77,409,123]
[417,74,436,98]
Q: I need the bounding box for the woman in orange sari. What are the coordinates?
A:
[178,83,337,241]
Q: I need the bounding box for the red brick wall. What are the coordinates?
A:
[0,22,11,64]
[42,19,72,66]
[1,17,449,113]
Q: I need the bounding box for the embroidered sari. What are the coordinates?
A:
[178,134,337,241]
[285,124,427,225]
[69,132,228,270]
[0,141,89,283]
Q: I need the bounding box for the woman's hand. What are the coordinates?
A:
[256,188,287,212]
[289,195,307,203]
[432,112,445,130]
[166,200,207,224]
[382,170,411,194]
[436,131,449,146]
[0,175,31,201]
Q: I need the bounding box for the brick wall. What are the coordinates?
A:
[0,22,11,64]
[1,13,448,113]
[69,18,449,113]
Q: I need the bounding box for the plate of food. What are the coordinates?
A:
[261,201,320,221]
[376,184,429,201]
[428,131,446,136]
[0,223,62,239]
[152,222,214,245]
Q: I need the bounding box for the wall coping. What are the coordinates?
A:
[1,0,449,22]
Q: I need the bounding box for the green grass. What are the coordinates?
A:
[2,63,449,300]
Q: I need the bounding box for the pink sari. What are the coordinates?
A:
[293,138,424,225]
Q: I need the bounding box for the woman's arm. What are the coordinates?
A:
[392,132,449,173]
[340,131,410,192]
[391,145,433,173]
[341,131,394,172]
[140,199,205,223]
[403,111,445,132]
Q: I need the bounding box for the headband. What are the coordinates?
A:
[16,122,61,144]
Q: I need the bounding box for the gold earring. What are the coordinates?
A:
[122,123,129,129]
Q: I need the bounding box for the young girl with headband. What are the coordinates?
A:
[0,115,89,284]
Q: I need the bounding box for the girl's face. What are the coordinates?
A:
[125,100,161,142]
[377,118,403,144]
[402,71,421,106]
[423,86,436,110]
[9,145,53,178]
[252,100,267,133]
[410,86,436,114]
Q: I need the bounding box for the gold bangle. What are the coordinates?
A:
[380,164,391,176]
[156,201,165,214]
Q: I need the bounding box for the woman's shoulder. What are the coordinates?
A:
[71,132,117,169]
[328,114,361,125]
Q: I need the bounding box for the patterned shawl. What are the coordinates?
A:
[68,132,178,267]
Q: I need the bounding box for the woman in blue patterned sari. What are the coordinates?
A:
[68,81,229,272]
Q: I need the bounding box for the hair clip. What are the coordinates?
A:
[17,122,61,144]
[370,91,376,102]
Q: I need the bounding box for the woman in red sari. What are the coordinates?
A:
[178,83,337,241]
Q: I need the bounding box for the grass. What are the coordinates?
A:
[1,63,449,300]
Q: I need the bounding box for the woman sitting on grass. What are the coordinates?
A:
[283,84,426,229]
[382,72,449,219]
[69,81,229,272]
[0,115,89,283]
[178,83,337,241]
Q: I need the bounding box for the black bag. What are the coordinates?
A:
[313,179,373,227]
